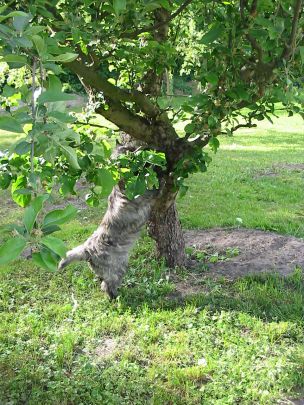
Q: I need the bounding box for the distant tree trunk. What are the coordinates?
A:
[164,69,172,96]
[148,200,186,268]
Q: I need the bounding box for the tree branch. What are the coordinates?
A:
[230,122,257,133]
[95,101,155,144]
[75,121,119,131]
[250,0,258,16]
[240,0,263,62]
[66,59,160,118]
[281,0,303,60]
[122,0,193,39]
[246,34,263,61]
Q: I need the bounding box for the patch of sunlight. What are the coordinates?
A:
[75,112,117,130]
[0,130,22,149]
[220,143,304,151]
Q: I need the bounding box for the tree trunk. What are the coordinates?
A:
[148,201,186,268]
[164,69,172,96]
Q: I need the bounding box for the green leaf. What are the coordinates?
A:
[32,34,46,55]
[43,205,77,228]
[141,151,166,167]
[41,224,61,235]
[24,195,49,233]
[49,53,78,63]
[184,123,195,134]
[157,0,172,10]
[0,4,9,13]
[11,176,31,207]
[24,206,36,234]
[113,0,126,15]
[61,145,81,169]
[41,235,67,258]
[1,54,28,65]
[207,115,218,128]
[60,176,76,196]
[134,175,147,196]
[24,26,45,36]
[255,16,272,28]
[14,140,31,155]
[15,36,33,48]
[0,172,12,189]
[0,237,26,265]
[32,249,58,272]
[13,13,31,31]
[125,175,146,199]
[39,90,77,103]
[32,251,47,270]
[2,85,16,97]
[85,193,100,207]
[32,194,49,213]
[144,169,159,190]
[48,111,75,123]
[205,72,219,86]
[0,116,24,133]
[48,75,62,92]
[235,86,250,101]
[178,184,189,198]
[209,136,220,153]
[200,24,224,45]
[1,223,26,236]
[95,168,116,195]
[0,11,28,23]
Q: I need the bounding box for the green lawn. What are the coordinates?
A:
[0,113,303,404]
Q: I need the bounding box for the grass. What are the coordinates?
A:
[179,114,304,237]
[0,112,304,404]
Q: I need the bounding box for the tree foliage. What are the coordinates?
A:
[0,0,303,269]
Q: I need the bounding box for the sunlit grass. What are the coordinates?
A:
[0,111,303,404]
[177,114,304,237]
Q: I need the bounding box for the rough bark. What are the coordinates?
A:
[148,201,186,268]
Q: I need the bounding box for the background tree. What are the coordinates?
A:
[0,0,303,297]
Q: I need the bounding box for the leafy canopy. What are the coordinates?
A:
[0,0,303,269]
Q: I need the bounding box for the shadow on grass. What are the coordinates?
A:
[0,242,303,405]
[119,248,304,325]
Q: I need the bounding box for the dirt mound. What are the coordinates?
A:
[184,228,304,279]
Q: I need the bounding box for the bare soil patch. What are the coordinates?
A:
[275,163,304,171]
[170,228,304,299]
[93,337,117,361]
[255,163,304,178]
[185,228,304,279]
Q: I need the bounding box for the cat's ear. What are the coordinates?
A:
[116,139,122,146]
